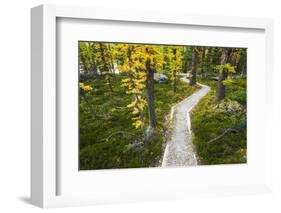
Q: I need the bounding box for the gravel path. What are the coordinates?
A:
[161,79,210,167]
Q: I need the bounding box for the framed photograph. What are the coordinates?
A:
[31,4,274,208]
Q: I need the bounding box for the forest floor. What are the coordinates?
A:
[191,79,247,164]
[161,78,210,167]
[79,75,200,170]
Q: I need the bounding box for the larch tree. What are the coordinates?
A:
[189,47,199,86]
[216,48,229,102]
[238,49,247,77]
[216,48,236,102]
[144,45,163,130]
[206,48,214,78]
[95,43,114,92]
[107,43,116,75]
[230,48,247,77]
[182,46,193,77]
[79,82,95,119]
[79,42,98,78]
[167,46,183,92]
[116,44,147,131]
[200,48,208,78]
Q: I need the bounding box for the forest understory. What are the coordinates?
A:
[192,79,247,165]
[79,42,247,170]
[79,75,199,169]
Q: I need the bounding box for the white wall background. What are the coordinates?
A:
[0,0,280,212]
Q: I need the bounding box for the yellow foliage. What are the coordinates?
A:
[132,108,140,115]
[133,120,143,129]
[166,46,184,80]
[215,63,236,73]
[106,43,165,129]
[79,83,93,92]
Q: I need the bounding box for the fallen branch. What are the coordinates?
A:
[101,131,142,142]
[208,127,238,143]
[125,141,144,150]
[94,114,112,120]
[115,106,127,110]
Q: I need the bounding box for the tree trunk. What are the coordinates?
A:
[99,43,114,92]
[207,48,214,77]
[134,94,145,136]
[107,44,116,77]
[81,91,95,119]
[228,49,236,79]
[107,77,113,92]
[92,64,98,77]
[239,50,247,78]
[183,47,188,75]
[216,48,229,102]
[80,56,89,76]
[201,48,206,78]
[241,61,246,78]
[146,58,156,129]
[173,73,176,92]
[189,48,198,86]
[173,48,177,92]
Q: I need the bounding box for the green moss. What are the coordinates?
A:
[79,76,199,170]
[191,79,247,165]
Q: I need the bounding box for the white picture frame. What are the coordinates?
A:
[31,4,274,208]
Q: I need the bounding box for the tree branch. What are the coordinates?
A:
[208,127,239,143]
[101,131,142,142]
